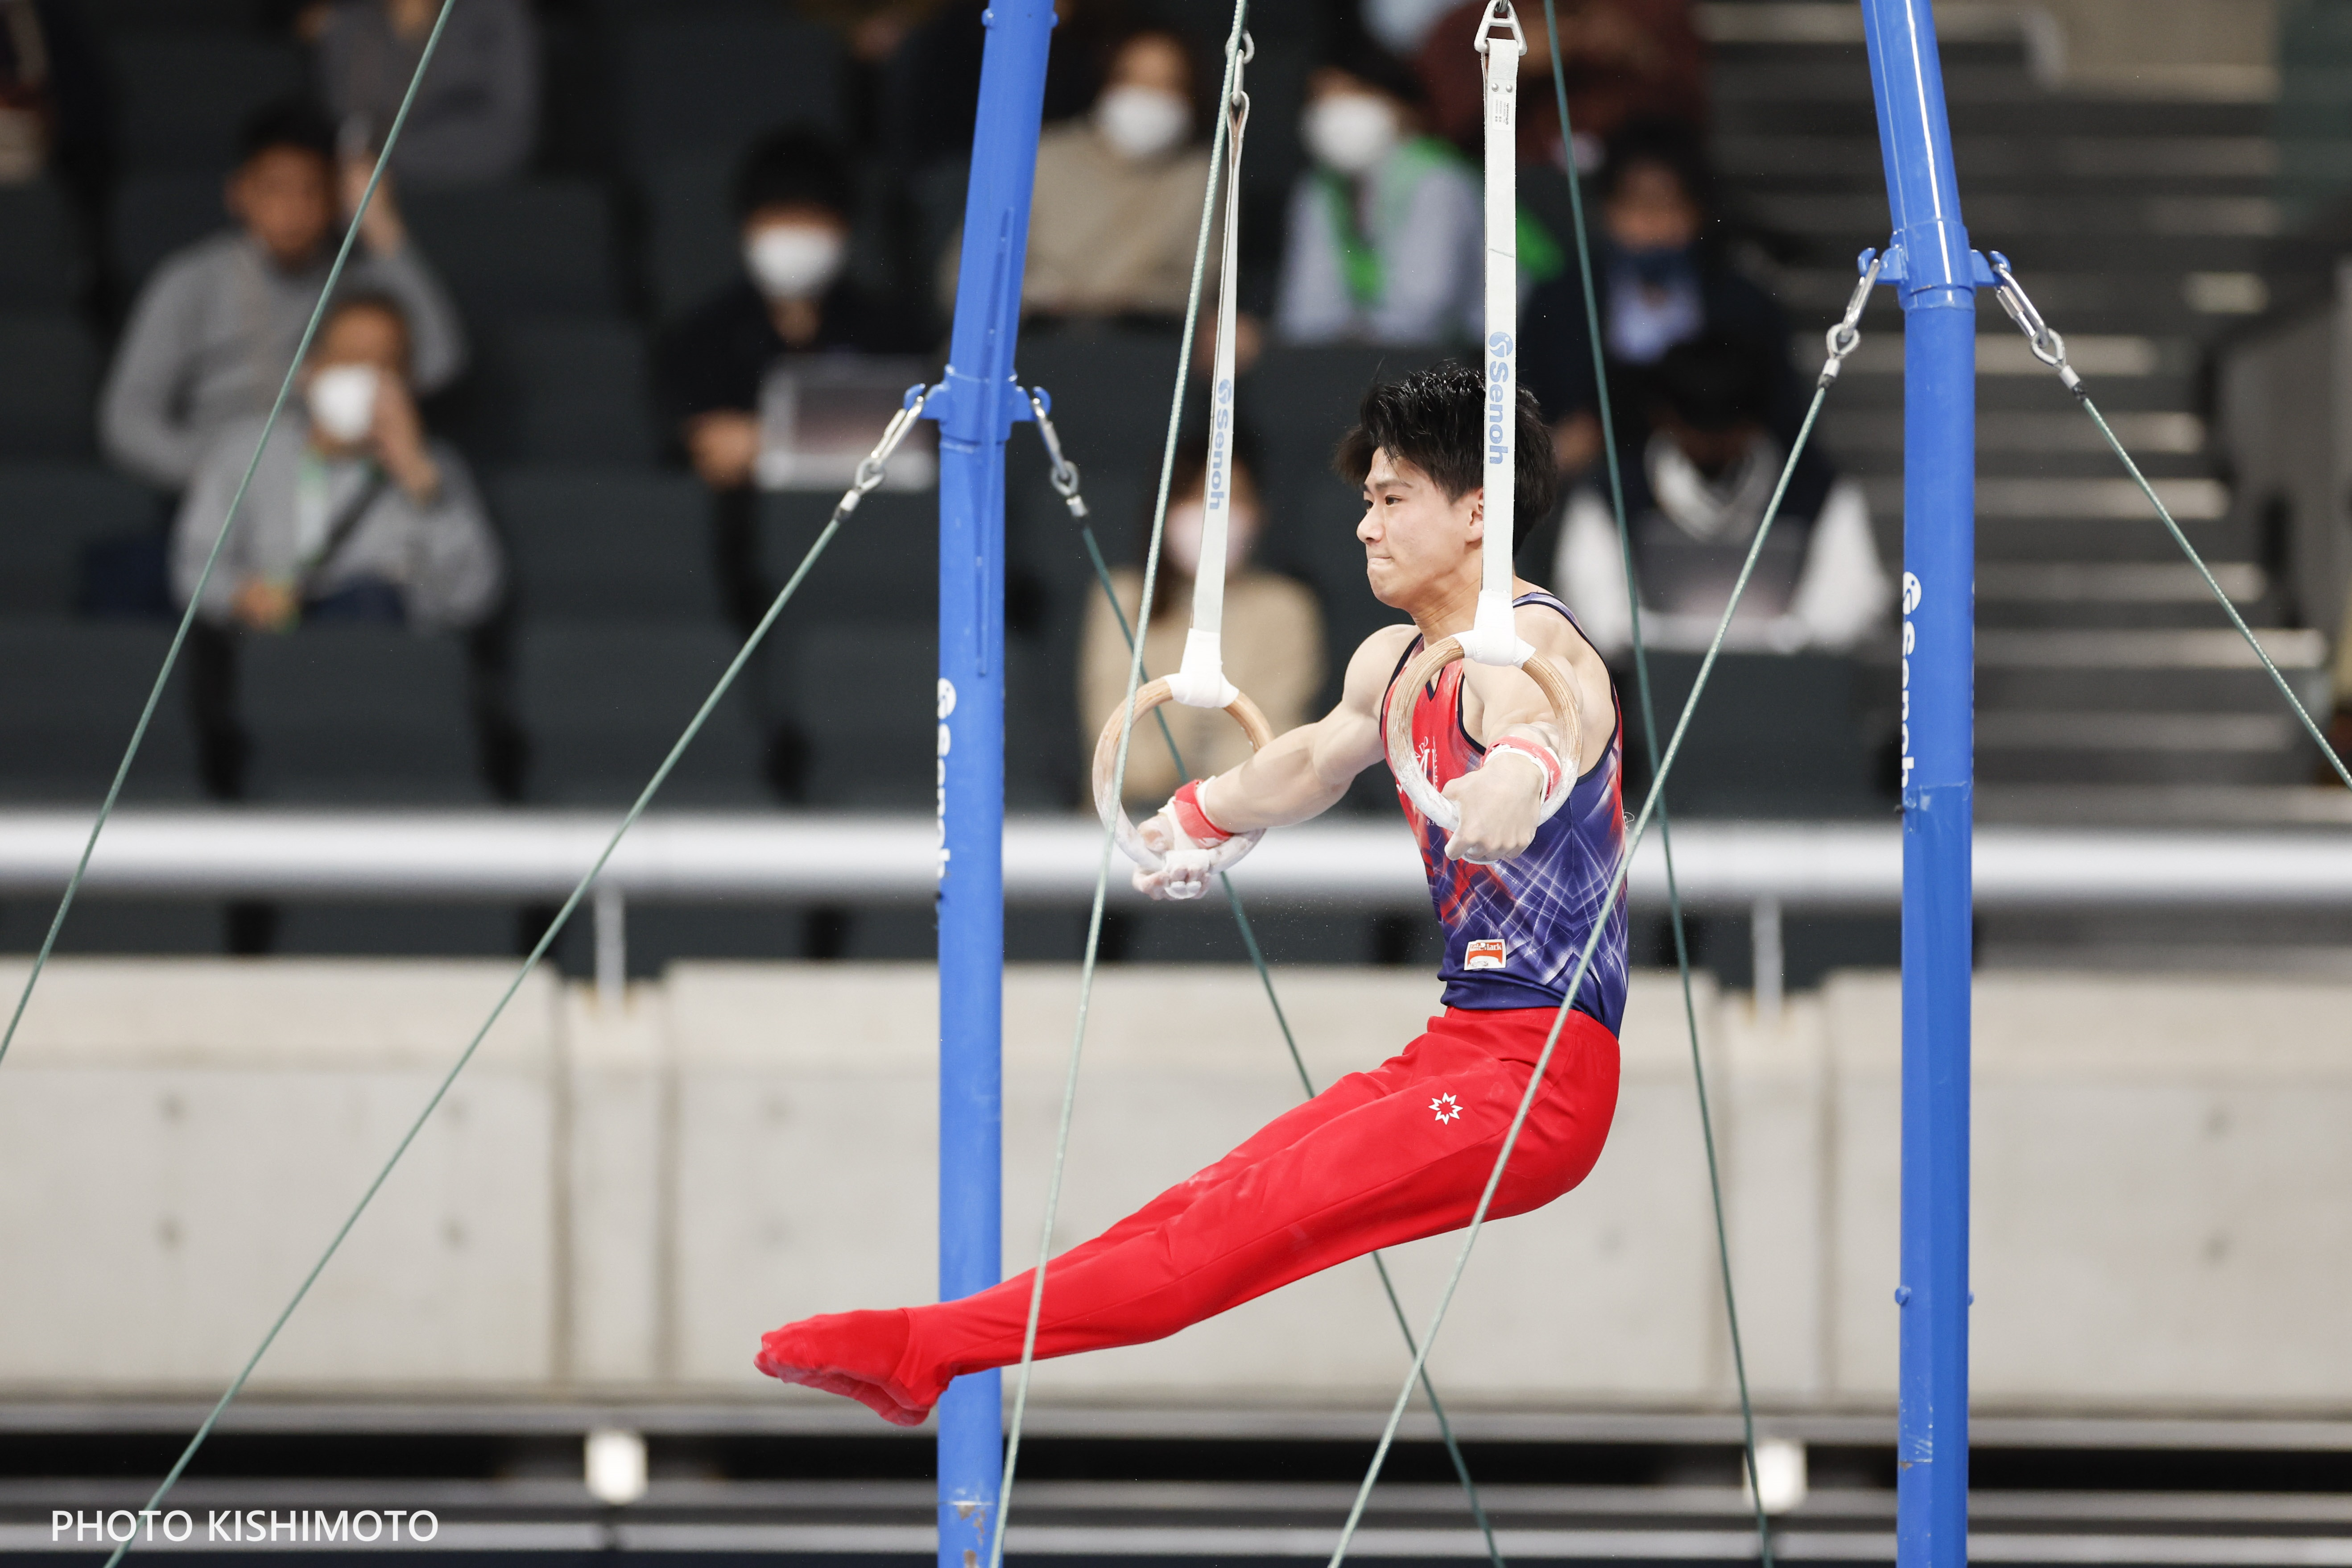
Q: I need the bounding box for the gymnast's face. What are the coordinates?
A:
[1357,449,1481,611]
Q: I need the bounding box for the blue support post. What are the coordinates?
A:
[1857,3,1974,1567]
[930,5,1054,1568]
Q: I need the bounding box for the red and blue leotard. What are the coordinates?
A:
[1382,589,1629,1031]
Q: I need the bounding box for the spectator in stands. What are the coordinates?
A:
[889,0,1133,172]
[303,0,540,190]
[0,0,107,197]
[1552,331,1887,656]
[1413,0,1704,160]
[657,126,925,496]
[1520,120,1788,477]
[100,99,466,493]
[1273,39,1480,348]
[1003,27,1218,323]
[172,291,500,633]
[1079,438,1324,806]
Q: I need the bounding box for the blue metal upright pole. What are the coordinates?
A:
[932,5,1054,1568]
[1856,4,1974,1567]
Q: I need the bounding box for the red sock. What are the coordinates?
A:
[755,1309,929,1426]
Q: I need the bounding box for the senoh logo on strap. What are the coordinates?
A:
[1466,938,1508,970]
[1485,332,1513,465]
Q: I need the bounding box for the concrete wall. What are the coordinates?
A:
[1,958,2348,1414]
[2041,0,2278,95]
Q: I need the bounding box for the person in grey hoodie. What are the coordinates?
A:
[172,289,500,634]
[100,97,466,492]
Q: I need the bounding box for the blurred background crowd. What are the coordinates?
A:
[0,0,2344,976]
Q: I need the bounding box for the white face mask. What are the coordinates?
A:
[306,363,380,444]
[745,223,847,301]
[1095,84,1190,161]
[1304,93,1401,176]
[1163,497,1259,578]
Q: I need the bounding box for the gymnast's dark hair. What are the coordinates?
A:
[1333,360,1556,531]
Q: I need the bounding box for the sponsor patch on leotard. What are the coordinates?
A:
[1465,938,1507,970]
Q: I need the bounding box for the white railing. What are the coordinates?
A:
[0,811,2345,1009]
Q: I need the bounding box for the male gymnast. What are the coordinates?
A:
[756,361,1627,1424]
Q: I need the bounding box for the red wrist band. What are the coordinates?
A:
[1488,735,1563,797]
[1170,779,1232,844]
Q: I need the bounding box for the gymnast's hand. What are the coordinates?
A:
[1440,742,1548,865]
[1131,808,1217,902]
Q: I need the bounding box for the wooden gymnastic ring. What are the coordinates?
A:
[1383,636,1582,837]
[1092,676,1276,873]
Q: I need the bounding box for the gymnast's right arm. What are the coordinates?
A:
[1131,626,1413,897]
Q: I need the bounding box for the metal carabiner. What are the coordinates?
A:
[1818,252,1884,387]
[1025,388,1088,519]
[1988,251,2082,395]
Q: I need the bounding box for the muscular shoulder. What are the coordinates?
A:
[1336,622,1419,713]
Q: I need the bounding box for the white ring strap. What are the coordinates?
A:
[1168,39,1252,710]
[1463,1,1531,670]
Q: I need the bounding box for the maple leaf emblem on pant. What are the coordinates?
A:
[1429,1093,1463,1125]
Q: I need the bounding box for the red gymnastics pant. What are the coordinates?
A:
[755,1004,1620,1424]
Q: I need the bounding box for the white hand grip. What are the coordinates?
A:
[1384,636,1583,834]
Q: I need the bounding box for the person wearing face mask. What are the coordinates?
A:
[1272,41,1482,348]
[100,97,467,494]
[169,291,502,634]
[1517,120,1791,483]
[1078,436,1324,806]
[657,126,925,500]
[976,27,1220,323]
[1551,331,1886,658]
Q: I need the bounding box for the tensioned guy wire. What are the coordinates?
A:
[0,2,467,1079]
[94,396,931,1568]
[987,7,1249,1567]
[1538,5,1773,1556]
[1325,316,1863,1568]
[1988,252,2352,792]
[1071,519,1506,1568]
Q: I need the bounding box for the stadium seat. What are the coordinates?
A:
[0,619,203,800]
[236,627,489,802]
[491,468,723,622]
[1241,344,1448,489]
[1629,652,1887,818]
[108,29,305,174]
[405,181,623,319]
[753,491,937,621]
[1013,329,1191,484]
[513,621,768,804]
[271,901,522,959]
[0,466,167,615]
[765,620,931,807]
[0,897,226,957]
[641,152,736,323]
[612,10,845,167]
[440,320,658,465]
[0,316,100,459]
[0,182,85,311]
[107,170,225,294]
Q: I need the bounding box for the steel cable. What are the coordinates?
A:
[986,7,1250,1566]
[1538,4,1775,1555]
[88,395,931,1568]
[0,1,467,1077]
[1324,326,1861,1568]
